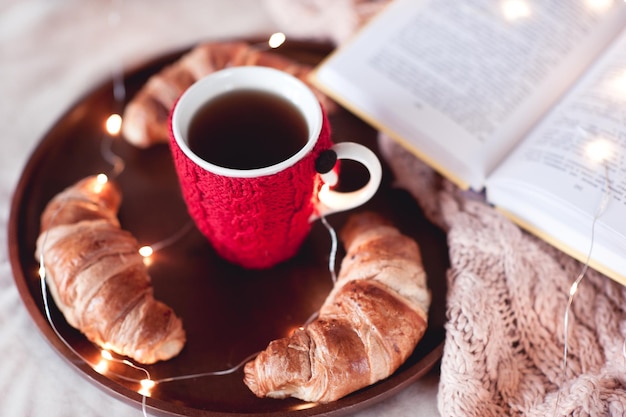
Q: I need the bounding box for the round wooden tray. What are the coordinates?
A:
[8,40,448,417]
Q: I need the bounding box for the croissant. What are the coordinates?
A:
[122,40,336,148]
[35,175,186,364]
[243,212,430,403]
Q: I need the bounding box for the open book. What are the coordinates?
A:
[311,0,626,284]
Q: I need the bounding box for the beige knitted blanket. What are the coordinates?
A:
[379,135,626,417]
[263,1,626,415]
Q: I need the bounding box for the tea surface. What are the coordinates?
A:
[188,89,308,170]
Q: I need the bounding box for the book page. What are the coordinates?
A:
[487,27,626,282]
[313,0,626,189]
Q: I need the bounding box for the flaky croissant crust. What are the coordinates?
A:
[36,176,185,364]
[244,212,430,403]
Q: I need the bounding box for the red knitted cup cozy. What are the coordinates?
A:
[169,111,333,269]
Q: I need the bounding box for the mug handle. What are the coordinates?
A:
[313,142,382,220]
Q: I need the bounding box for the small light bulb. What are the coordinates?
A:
[93,174,108,194]
[96,173,109,184]
[138,379,156,397]
[106,114,122,136]
[585,138,614,163]
[101,350,114,361]
[94,359,109,374]
[140,379,156,390]
[268,32,286,49]
[139,246,154,257]
[502,0,531,20]
[585,0,613,13]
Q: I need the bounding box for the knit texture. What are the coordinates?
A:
[379,134,626,417]
[170,110,333,269]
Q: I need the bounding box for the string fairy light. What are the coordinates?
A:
[37,195,244,416]
[36,165,340,413]
[37,144,340,416]
[138,220,195,263]
[250,32,288,52]
[560,164,608,366]
[553,127,617,416]
[138,245,153,258]
[37,212,340,416]
[268,32,287,49]
[101,113,126,179]
[34,25,341,415]
[105,113,123,136]
[553,168,610,416]
[320,215,339,285]
[38,256,151,417]
[501,0,532,21]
